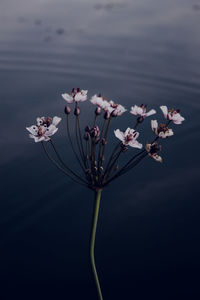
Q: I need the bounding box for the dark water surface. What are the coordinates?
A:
[1,0,200,299]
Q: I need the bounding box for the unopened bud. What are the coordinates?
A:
[95,137,100,144]
[74,106,80,116]
[85,125,90,132]
[77,87,80,92]
[111,109,118,117]
[176,109,180,113]
[101,138,107,145]
[90,126,100,138]
[95,107,101,115]
[104,111,110,120]
[137,116,144,123]
[84,132,90,141]
[64,105,71,114]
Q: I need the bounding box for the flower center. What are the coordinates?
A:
[125,134,133,142]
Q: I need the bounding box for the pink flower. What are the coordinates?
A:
[160,106,185,124]
[26,116,61,143]
[62,88,88,103]
[106,101,127,116]
[130,105,156,118]
[145,142,162,163]
[151,120,174,138]
[114,128,142,149]
[90,94,109,110]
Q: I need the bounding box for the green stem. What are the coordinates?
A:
[90,190,103,300]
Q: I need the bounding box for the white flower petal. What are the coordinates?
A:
[29,134,45,143]
[160,106,168,119]
[130,105,143,116]
[36,117,45,126]
[116,105,127,116]
[172,114,185,124]
[62,93,74,103]
[114,129,125,142]
[151,120,158,131]
[146,109,156,117]
[167,129,174,136]
[74,91,87,102]
[52,116,62,126]
[124,127,131,136]
[129,140,143,149]
[45,125,58,137]
[26,125,38,136]
[90,95,103,106]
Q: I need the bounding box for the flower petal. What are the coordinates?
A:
[74,90,88,102]
[146,109,156,117]
[129,140,143,149]
[45,125,58,137]
[130,105,143,116]
[160,106,168,119]
[114,129,125,142]
[62,93,74,103]
[29,134,45,143]
[172,114,185,124]
[152,154,162,163]
[26,125,38,136]
[151,120,158,131]
[36,117,45,126]
[52,116,62,126]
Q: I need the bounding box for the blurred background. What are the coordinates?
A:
[0,0,200,299]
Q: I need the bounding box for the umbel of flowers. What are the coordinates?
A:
[26,88,185,300]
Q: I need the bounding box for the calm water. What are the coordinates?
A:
[1,0,200,299]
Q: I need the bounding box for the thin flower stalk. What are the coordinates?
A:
[50,140,87,184]
[90,189,103,300]
[66,114,85,173]
[100,116,112,166]
[41,142,87,187]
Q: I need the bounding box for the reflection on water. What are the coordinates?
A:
[0,0,200,299]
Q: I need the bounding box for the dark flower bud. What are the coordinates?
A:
[95,137,100,144]
[84,132,90,141]
[104,111,110,120]
[111,109,118,117]
[176,109,180,113]
[74,106,80,116]
[77,87,80,92]
[95,107,101,115]
[137,116,144,123]
[85,125,90,132]
[98,93,102,97]
[90,126,100,138]
[71,88,75,93]
[101,138,107,145]
[64,105,71,114]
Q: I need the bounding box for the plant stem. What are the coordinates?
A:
[90,189,103,300]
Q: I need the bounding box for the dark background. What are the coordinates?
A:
[0,0,200,299]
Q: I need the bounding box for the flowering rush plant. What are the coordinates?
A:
[26,88,185,300]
